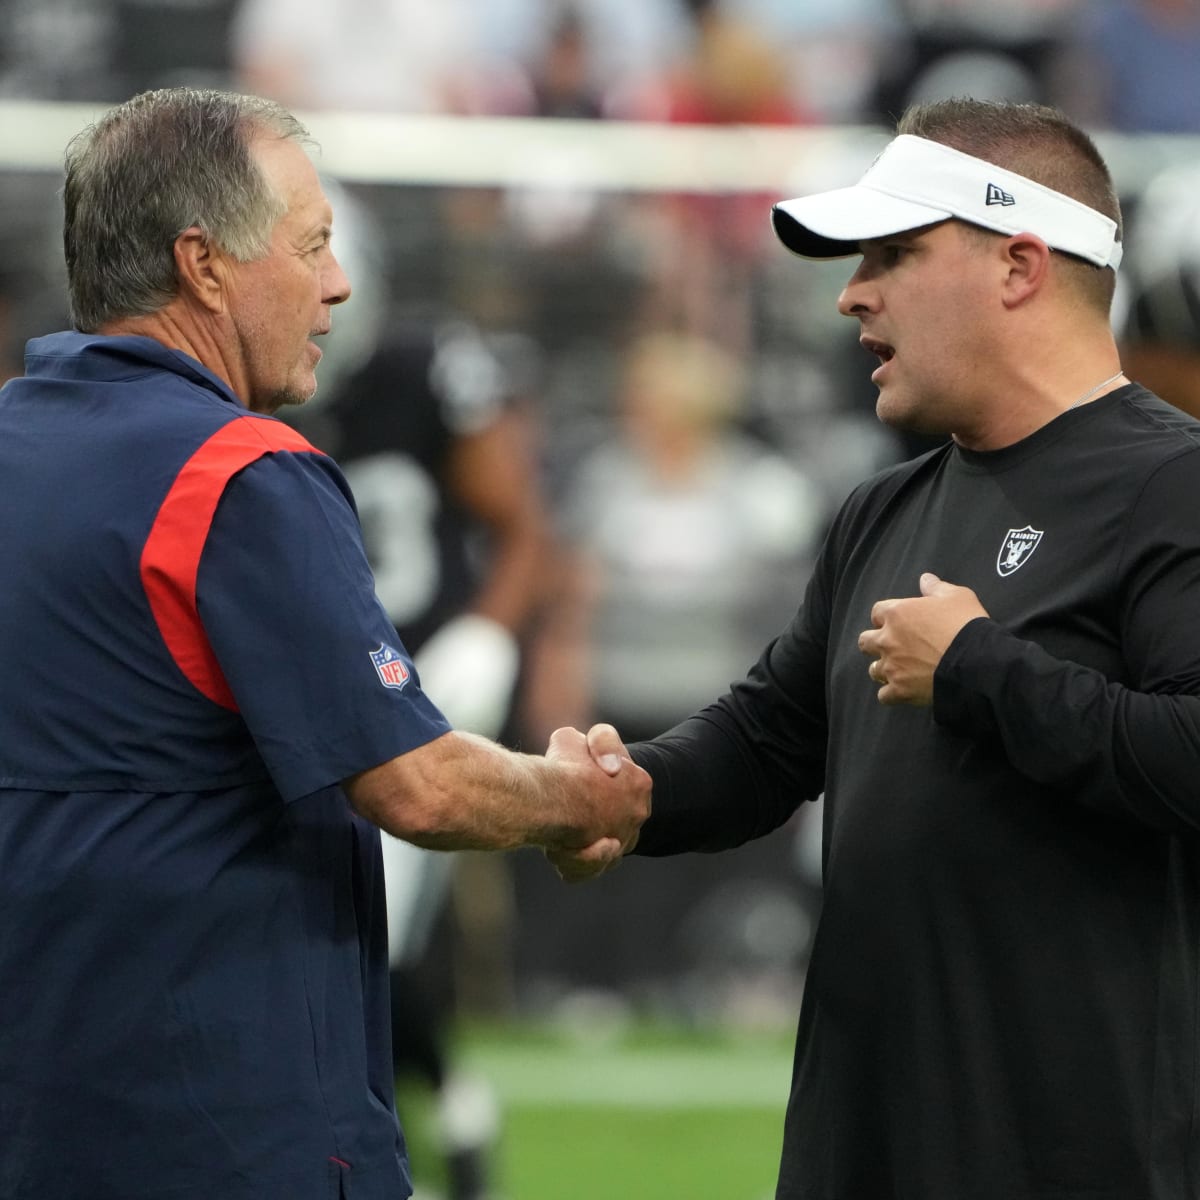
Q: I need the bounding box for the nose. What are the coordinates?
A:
[324,253,352,306]
[836,261,875,318]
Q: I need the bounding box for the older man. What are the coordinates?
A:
[0,88,648,1200]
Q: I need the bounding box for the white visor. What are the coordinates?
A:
[772,134,1122,270]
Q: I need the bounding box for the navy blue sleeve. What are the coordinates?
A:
[197,449,451,802]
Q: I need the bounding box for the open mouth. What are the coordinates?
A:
[861,335,894,364]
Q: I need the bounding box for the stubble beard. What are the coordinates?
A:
[249,379,318,416]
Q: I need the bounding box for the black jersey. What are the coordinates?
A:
[633,383,1200,1199]
[326,321,509,654]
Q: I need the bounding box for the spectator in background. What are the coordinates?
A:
[231,0,690,118]
[516,0,694,119]
[230,0,530,115]
[619,0,802,127]
[0,0,239,101]
[617,0,808,353]
[522,4,606,119]
[0,0,117,100]
[520,330,825,998]
[534,329,825,744]
[1056,0,1200,132]
[871,0,1083,119]
[720,0,905,124]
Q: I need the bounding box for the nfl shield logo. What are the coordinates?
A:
[996,526,1043,577]
[370,643,411,691]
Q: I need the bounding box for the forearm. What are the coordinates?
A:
[631,705,821,857]
[629,612,829,855]
[936,619,1200,833]
[345,729,647,853]
[395,732,579,850]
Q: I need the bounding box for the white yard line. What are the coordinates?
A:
[460,1042,791,1109]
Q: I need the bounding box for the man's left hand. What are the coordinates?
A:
[857,572,988,706]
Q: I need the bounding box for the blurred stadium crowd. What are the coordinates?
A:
[3,0,1200,1035]
[5,0,1200,130]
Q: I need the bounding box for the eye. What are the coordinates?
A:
[879,243,909,267]
[307,231,333,258]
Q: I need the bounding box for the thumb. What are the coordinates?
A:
[919,571,944,596]
[587,722,629,777]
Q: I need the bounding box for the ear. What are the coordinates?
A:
[999,232,1052,310]
[173,227,228,315]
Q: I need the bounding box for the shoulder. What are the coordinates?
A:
[168,412,332,498]
[1117,384,1200,445]
[1091,385,1200,486]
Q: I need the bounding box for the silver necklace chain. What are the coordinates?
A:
[1065,371,1125,412]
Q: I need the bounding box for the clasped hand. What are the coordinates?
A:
[857,572,987,706]
[543,723,650,882]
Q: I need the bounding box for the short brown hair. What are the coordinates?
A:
[898,98,1121,313]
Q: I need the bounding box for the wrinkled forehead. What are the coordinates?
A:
[251,135,332,229]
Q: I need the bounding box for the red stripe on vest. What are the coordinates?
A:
[140,416,322,710]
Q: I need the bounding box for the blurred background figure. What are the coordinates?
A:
[231,0,527,115]
[615,0,808,354]
[0,0,122,100]
[1117,161,1200,418]
[231,0,691,117]
[1055,0,1200,133]
[532,329,825,744]
[712,0,904,125]
[0,0,239,100]
[516,329,826,1016]
[289,183,551,1200]
[513,0,693,119]
[520,3,606,120]
[870,0,1083,116]
[617,0,802,126]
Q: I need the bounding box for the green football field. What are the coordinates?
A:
[396,1021,792,1200]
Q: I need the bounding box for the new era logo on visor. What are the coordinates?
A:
[986,183,1015,207]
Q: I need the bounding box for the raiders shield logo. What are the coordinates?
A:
[996,526,1043,577]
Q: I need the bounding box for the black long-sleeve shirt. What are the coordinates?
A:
[632,384,1200,1199]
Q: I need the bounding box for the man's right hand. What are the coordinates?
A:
[345,723,648,865]
[543,723,650,881]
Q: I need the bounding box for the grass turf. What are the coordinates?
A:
[397,1021,790,1200]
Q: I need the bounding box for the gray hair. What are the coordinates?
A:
[63,88,311,332]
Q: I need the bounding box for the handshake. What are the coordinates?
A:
[346,720,651,877]
[540,723,652,883]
